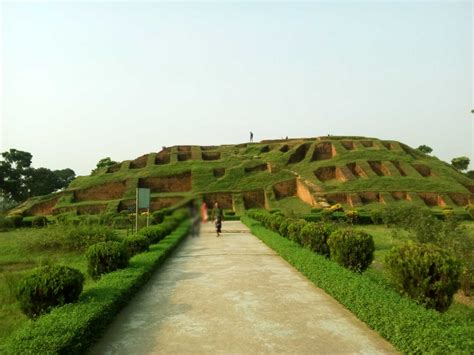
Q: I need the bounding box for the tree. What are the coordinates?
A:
[0,149,76,203]
[53,168,76,189]
[466,170,474,179]
[451,156,470,172]
[417,145,433,154]
[0,149,33,202]
[92,157,117,174]
[26,168,61,197]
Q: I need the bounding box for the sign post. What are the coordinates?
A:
[136,188,151,232]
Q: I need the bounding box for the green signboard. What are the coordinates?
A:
[137,188,151,209]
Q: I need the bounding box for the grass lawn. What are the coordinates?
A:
[0,227,130,346]
[356,221,474,321]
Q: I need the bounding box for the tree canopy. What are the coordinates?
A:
[451,156,470,172]
[416,145,433,154]
[0,149,75,203]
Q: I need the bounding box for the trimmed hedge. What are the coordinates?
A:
[328,229,375,272]
[385,242,461,312]
[3,221,190,354]
[123,234,150,257]
[241,216,473,354]
[16,265,84,319]
[86,241,129,279]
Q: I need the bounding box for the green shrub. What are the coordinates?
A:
[140,224,170,243]
[287,220,306,244]
[86,241,129,279]
[370,209,384,224]
[311,208,323,213]
[269,214,285,232]
[0,215,14,231]
[225,210,236,216]
[278,218,292,237]
[385,242,461,312]
[123,234,150,257]
[112,215,130,229]
[328,229,375,272]
[16,265,84,318]
[300,222,336,256]
[467,205,474,220]
[345,210,358,224]
[7,214,23,228]
[32,216,48,228]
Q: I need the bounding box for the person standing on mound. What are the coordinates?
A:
[200,202,208,223]
[211,202,224,237]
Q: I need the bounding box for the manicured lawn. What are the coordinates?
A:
[0,227,128,345]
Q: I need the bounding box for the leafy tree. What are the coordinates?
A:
[0,149,33,202]
[466,170,474,179]
[26,168,61,197]
[451,156,470,172]
[0,149,75,203]
[417,145,433,154]
[53,168,76,188]
[92,157,117,174]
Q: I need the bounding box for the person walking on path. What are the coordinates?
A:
[211,202,224,237]
[250,131,254,142]
[200,202,208,223]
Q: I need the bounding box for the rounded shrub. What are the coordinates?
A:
[16,265,84,318]
[86,241,129,279]
[287,220,307,245]
[328,229,375,272]
[123,234,150,257]
[269,215,285,233]
[278,218,292,238]
[32,216,48,228]
[300,222,337,257]
[385,242,461,312]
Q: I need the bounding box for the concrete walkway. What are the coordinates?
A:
[90,221,396,354]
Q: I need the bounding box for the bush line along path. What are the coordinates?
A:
[90,221,394,354]
[241,216,473,354]
[2,221,191,354]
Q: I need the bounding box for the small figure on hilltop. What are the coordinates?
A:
[211,202,224,237]
[250,131,254,142]
[200,202,208,223]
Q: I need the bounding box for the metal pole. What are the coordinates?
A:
[135,188,139,233]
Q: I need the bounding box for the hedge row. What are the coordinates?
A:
[241,216,473,354]
[2,221,191,354]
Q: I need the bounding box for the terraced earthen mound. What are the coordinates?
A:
[244,163,268,173]
[130,155,148,169]
[341,141,355,150]
[287,143,311,164]
[311,142,336,161]
[347,162,368,178]
[243,189,266,209]
[202,152,221,161]
[213,168,225,178]
[368,161,391,176]
[139,172,192,193]
[74,181,127,201]
[273,179,297,200]
[412,164,432,177]
[13,136,474,217]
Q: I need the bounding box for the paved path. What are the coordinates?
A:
[90,221,395,354]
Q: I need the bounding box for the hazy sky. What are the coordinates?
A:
[1,1,472,176]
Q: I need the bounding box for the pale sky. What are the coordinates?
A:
[1,1,472,176]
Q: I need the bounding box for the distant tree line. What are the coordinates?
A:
[0,149,75,206]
